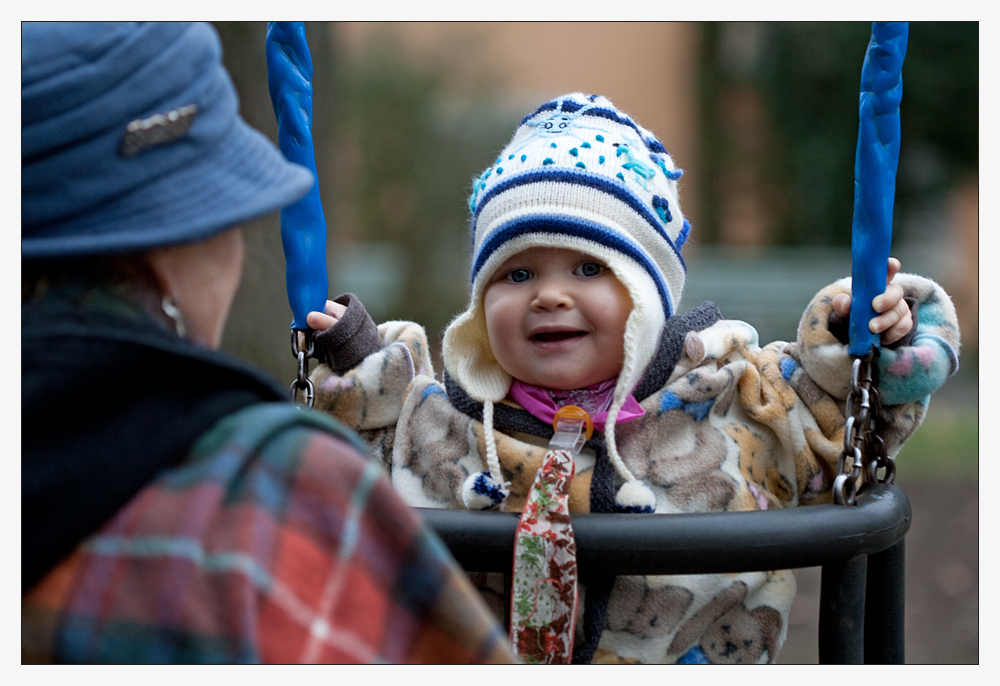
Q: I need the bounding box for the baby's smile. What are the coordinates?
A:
[529,327,587,344]
[484,246,632,390]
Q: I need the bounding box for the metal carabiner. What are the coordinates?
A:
[290,329,316,409]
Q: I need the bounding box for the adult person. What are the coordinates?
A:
[21,21,514,664]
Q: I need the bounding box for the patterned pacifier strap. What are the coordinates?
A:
[510,406,592,664]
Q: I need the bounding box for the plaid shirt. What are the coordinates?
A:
[22,403,515,664]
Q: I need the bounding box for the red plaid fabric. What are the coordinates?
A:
[22,404,515,664]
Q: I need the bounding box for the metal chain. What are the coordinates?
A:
[834,348,894,505]
[290,329,315,409]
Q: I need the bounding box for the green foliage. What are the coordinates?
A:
[895,407,979,481]
[212,22,514,375]
[899,22,979,176]
[330,28,516,349]
[212,21,340,382]
[698,22,978,247]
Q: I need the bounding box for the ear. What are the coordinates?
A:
[133,228,245,349]
[142,248,181,300]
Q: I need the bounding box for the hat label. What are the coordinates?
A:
[119,104,198,158]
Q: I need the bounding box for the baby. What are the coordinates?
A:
[305,93,960,663]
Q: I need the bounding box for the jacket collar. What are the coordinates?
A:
[444,301,723,437]
[22,284,287,592]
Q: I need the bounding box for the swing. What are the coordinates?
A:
[267,21,911,664]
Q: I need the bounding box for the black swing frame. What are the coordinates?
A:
[419,481,910,664]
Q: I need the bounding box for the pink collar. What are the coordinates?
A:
[509,378,645,432]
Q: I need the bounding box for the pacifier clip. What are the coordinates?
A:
[509,406,593,664]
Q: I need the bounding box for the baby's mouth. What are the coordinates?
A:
[531,331,586,343]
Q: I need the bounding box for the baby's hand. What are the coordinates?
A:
[831,257,913,345]
[306,299,348,332]
[296,300,349,350]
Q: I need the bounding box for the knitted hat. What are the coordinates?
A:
[22,22,313,259]
[443,93,690,513]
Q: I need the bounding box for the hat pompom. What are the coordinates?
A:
[462,471,508,511]
[615,480,656,514]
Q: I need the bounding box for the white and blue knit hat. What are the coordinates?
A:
[443,93,690,513]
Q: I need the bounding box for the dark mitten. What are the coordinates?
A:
[312,293,384,374]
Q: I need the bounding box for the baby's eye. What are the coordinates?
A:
[574,262,605,278]
[505,268,533,283]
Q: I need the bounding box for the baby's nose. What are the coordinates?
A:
[532,279,574,309]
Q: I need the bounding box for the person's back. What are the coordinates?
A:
[21,21,514,664]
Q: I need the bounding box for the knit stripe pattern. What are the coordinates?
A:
[444,93,688,406]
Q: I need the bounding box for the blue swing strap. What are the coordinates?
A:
[835,22,908,506]
[266,22,330,409]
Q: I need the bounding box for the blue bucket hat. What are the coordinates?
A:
[22,22,314,259]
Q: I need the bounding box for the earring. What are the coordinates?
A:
[161,295,187,339]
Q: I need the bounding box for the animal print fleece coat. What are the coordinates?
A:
[308,274,959,664]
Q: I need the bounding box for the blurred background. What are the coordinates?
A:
[213,22,978,664]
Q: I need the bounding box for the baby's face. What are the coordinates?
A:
[483,247,632,391]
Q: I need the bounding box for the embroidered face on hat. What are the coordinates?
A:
[444,93,690,407]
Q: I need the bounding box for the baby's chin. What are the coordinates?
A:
[521,372,620,392]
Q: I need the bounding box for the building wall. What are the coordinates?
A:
[335,22,702,228]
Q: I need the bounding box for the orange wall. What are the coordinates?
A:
[335,22,701,226]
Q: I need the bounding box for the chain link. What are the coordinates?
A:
[290,329,315,409]
[834,349,893,505]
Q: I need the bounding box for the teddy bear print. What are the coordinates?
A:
[397,384,483,507]
[604,576,695,639]
[668,580,783,664]
[617,398,736,513]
